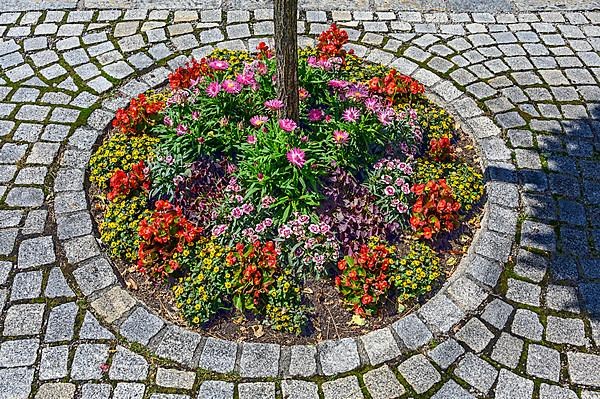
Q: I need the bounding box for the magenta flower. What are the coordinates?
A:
[278,225,292,238]
[377,108,395,126]
[208,60,229,70]
[308,224,320,234]
[231,207,243,219]
[261,196,275,208]
[236,72,255,86]
[191,111,200,121]
[279,118,297,132]
[206,81,220,97]
[328,79,348,89]
[286,147,306,168]
[364,97,380,112]
[308,108,324,122]
[384,186,396,196]
[212,224,228,237]
[250,115,268,127]
[247,135,257,144]
[222,79,242,94]
[397,203,409,213]
[176,124,188,136]
[264,99,284,110]
[333,130,349,145]
[163,116,173,127]
[342,107,361,122]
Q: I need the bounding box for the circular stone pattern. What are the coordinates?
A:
[56,31,513,378]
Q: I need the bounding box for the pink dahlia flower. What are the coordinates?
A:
[308,108,324,122]
[286,147,306,168]
[221,79,242,94]
[333,130,349,145]
[264,99,284,110]
[279,118,297,132]
[250,115,268,127]
[342,107,361,122]
[206,81,221,97]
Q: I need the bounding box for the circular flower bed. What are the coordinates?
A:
[89,24,484,340]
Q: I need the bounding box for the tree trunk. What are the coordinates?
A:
[274,0,299,121]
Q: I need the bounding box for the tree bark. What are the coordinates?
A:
[274,0,299,121]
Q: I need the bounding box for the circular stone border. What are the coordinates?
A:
[53,43,518,378]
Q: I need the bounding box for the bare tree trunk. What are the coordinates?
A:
[274,0,299,121]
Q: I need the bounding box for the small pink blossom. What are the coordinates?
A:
[328,79,348,89]
[342,107,361,122]
[308,108,324,122]
[264,99,283,110]
[247,135,257,144]
[250,115,268,127]
[212,224,228,236]
[261,196,275,208]
[319,223,331,234]
[397,203,409,213]
[286,147,306,168]
[279,118,297,132]
[221,79,242,94]
[206,81,220,97]
[298,215,310,224]
[308,224,320,234]
[163,116,173,127]
[191,111,200,120]
[384,186,396,196]
[364,97,380,112]
[241,203,254,214]
[208,59,229,70]
[278,225,292,238]
[176,124,188,136]
[377,108,395,126]
[231,207,243,219]
[401,183,411,195]
[333,130,349,145]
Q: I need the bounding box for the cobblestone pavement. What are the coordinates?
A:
[0,6,600,399]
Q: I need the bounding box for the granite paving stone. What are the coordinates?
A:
[398,354,441,394]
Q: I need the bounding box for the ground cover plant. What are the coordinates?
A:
[89,24,484,337]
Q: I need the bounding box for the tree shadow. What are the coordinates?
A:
[488,100,600,334]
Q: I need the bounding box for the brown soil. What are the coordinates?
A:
[88,127,484,345]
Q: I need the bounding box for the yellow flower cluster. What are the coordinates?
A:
[172,239,232,325]
[446,163,484,212]
[264,269,307,334]
[99,194,151,262]
[412,102,456,140]
[390,241,441,302]
[209,48,253,73]
[89,132,159,191]
[414,160,484,211]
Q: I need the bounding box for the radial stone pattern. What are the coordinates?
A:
[0,5,599,399]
